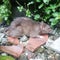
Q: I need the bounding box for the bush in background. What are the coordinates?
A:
[17,0,60,27]
[0,0,60,27]
[0,0,11,25]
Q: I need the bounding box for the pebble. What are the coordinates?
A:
[0,27,60,60]
[1,38,7,43]
[1,53,7,56]
[24,50,36,59]
[0,33,5,40]
[20,35,28,42]
[0,27,5,33]
[35,46,45,53]
[18,54,28,60]
[48,55,55,60]
[55,54,60,60]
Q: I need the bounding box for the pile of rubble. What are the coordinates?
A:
[0,27,60,60]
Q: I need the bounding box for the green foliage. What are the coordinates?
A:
[43,0,50,4]
[17,0,60,27]
[36,0,41,2]
[17,6,24,12]
[0,5,11,20]
[34,14,40,20]
[38,3,44,9]
[0,0,60,27]
[0,56,15,60]
[26,9,31,17]
[50,12,60,26]
[0,0,11,25]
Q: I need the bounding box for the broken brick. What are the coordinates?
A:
[25,50,36,59]
[0,45,24,57]
[26,35,48,52]
[7,37,20,45]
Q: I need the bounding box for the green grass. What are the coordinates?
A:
[0,55,15,60]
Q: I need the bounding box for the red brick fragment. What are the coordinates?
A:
[26,35,48,52]
[0,45,24,57]
[7,37,20,45]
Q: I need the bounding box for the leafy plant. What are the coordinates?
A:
[17,0,60,27]
[17,6,24,12]
[0,0,59,27]
[0,56,15,60]
[0,0,11,25]
[50,12,60,26]
[26,9,32,17]
[0,5,11,21]
[34,14,40,20]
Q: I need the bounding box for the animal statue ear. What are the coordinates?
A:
[40,21,45,25]
[40,21,46,27]
[40,21,44,27]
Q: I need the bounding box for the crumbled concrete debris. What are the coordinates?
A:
[50,37,60,53]
[35,46,45,53]
[20,35,28,42]
[24,50,36,59]
[0,27,5,33]
[0,27,60,60]
[0,33,7,45]
[48,55,55,60]
[44,38,54,48]
[44,49,54,55]
[1,53,7,56]
[49,35,59,40]
[55,54,60,60]
[0,33,5,40]
[30,53,47,60]
[18,54,28,60]
[21,41,28,46]
[0,36,60,60]
[0,38,7,45]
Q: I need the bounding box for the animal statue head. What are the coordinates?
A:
[39,21,53,34]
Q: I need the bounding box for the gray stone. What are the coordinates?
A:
[1,38,7,44]
[44,38,54,48]
[18,54,28,60]
[20,35,28,42]
[1,53,7,56]
[50,37,60,53]
[35,46,45,53]
[45,49,54,55]
[55,54,60,60]
[0,27,5,33]
[24,50,36,59]
[48,55,55,60]
[0,33,5,40]
[0,33,6,45]
[33,53,47,60]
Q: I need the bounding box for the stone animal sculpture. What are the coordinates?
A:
[5,17,53,38]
